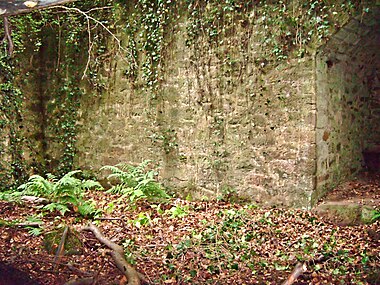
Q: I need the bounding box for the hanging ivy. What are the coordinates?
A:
[0,51,27,189]
[184,0,365,62]
[121,0,176,98]
[0,0,118,188]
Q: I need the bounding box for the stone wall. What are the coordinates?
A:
[2,2,378,208]
[75,14,316,207]
[314,9,380,201]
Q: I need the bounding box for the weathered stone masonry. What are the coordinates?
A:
[315,9,380,202]
[73,6,379,208]
[2,4,378,208]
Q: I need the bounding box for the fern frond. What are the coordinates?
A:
[43,203,70,215]
[77,201,97,217]
[26,227,43,237]
[115,163,134,172]
[18,175,54,197]
[64,170,82,177]
[82,180,103,190]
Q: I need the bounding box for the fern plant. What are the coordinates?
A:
[101,160,169,203]
[371,209,380,222]
[17,170,103,217]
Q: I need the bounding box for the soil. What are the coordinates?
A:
[321,172,380,203]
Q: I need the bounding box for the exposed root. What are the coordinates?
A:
[80,223,146,285]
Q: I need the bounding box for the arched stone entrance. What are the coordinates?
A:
[314,8,380,202]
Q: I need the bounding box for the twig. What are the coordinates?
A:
[93,217,123,221]
[81,11,93,79]
[16,222,44,227]
[54,6,133,61]
[53,226,69,271]
[282,253,334,285]
[28,257,94,277]
[21,195,49,204]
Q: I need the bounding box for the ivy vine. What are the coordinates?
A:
[122,0,176,98]
[185,0,365,62]
[0,0,118,188]
[0,51,27,189]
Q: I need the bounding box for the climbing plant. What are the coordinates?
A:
[0,0,120,188]
[120,0,176,98]
[0,53,26,189]
[184,0,366,63]
[42,0,118,176]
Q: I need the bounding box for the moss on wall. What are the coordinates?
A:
[75,1,371,207]
[0,0,376,208]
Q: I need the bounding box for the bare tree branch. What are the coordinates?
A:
[0,0,79,16]
[2,17,14,56]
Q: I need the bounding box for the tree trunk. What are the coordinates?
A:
[0,0,78,16]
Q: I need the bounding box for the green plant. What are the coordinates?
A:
[122,238,137,264]
[132,212,152,228]
[26,226,43,236]
[370,209,380,221]
[101,160,169,203]
[0,214,44,236]
[166,205,189,218]
[123,0,176,98]
[16,170,103,217]
[0,53,27,189]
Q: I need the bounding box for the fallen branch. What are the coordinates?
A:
[80,223,146,285]
[16,221,44,227]
[0,0,79,17]
[94,217,123,221]
[282,263,307,285]
[21,195,49,204]
[282,253,333,285]
[53,226,69,271]
[0,219,43,227]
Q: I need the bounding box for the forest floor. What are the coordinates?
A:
[0,173,379,285]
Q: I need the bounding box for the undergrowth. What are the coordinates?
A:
[101,160,170,203]
[7,170,103,217]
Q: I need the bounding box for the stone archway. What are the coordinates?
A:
[314,8,380,201]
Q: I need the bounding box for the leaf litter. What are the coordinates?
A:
[0,190,379,284]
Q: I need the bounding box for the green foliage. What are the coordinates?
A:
[101,160,169,203]
[26,226,43,237]
[0,214,44,236]
[122,0,176,97]
[122,237,138,265]
[166,205,189,218]
[0,53,27,189]
[0,1,119,185]
[25,216,44,236]
[370,209,380,222]
[16,170,103,217]
[217,185,238,202]
[149,128,178,154]
[185,0,365,63]
[132,212,152,228]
